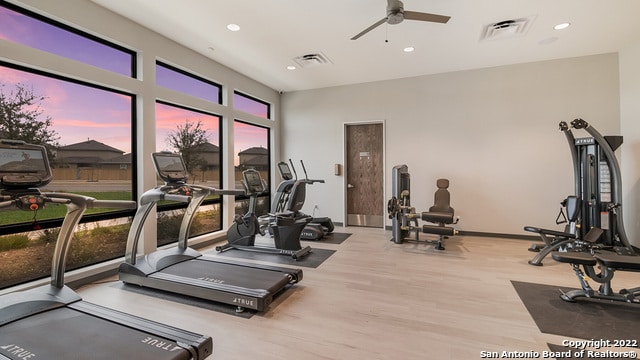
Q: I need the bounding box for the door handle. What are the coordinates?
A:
[347,184,355,189]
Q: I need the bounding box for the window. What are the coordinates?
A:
[234,120,270,216]
[0,3,135,77]
[0,63,134,289]
[156,62,222,104]
[155,101,222,245]
[234,91,271,119]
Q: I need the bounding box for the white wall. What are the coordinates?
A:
[281,54,621,236]
[619,42,640,247]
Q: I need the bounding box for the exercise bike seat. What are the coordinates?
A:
[551,251,597,266]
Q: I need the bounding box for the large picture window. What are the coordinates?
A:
[234,120,270,216]
[0,63,134,289]
[0,3,135,77]
[155,101,222,245]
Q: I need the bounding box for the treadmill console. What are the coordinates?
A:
[243,169,265,194]
[152,152,189,183]
[277,161,293,181]
[0,139,52,189]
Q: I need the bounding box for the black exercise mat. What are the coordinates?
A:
[112,282,254,318]
[210,247,336,268]
[302,232,351,245]
[512,280,640,340]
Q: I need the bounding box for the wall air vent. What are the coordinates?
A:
[293,52,333,68]
[480,15,536,41]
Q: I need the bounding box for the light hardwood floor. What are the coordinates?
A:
[77,227,639,359]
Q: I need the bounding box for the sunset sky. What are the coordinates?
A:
[0,5,268,165]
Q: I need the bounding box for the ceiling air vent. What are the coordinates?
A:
[293,52,333,68]
[480,15,536,41]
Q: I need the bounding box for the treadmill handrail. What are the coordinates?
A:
[0,191,136,288]
[176,184,244,249]
[125,183,243,263]
[125,187,190,265]
[44,193,137,288]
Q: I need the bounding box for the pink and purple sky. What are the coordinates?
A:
[1,5,269,165]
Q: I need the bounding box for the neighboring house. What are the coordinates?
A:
[191,142,220,171]
[56,140,125,167]
[237,146,268,171]
[54,140,131,180]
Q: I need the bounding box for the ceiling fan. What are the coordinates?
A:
[351,0,450,40]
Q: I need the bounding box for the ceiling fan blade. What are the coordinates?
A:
[351,17,388,40]
[403,11,450,24]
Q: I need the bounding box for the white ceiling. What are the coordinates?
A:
[90,0,640,92]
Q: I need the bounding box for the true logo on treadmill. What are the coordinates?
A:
[0,344,37,359]
[198,276,225,284]
[141,337,183,352]
[233,297,255,307]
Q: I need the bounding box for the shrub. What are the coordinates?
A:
[0,234,30,251]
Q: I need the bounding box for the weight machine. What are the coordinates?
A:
[387,164,459,250]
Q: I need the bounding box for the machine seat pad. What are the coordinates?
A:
[524,226,576,239]
[551,251,597,266]
[421,211,454,224]
[595,252,640,270]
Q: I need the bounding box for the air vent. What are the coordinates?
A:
[293,52,333,68]
[480,15,536,41]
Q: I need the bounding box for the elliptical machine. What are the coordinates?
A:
[216,169,312,260]
[270,160,335,240]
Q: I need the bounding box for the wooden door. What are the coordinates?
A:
[345,123,384,227]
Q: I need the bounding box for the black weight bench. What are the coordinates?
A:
[551,248,640,303]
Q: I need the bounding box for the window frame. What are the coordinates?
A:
[154,100,224,214]
[233,119,272,216]
[156,61,223,104]
[0,60,138,235]
[233,91,272,120]
[0,2,137,78]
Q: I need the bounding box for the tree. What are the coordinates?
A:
[166,119,208,176]
[0,83,60,157]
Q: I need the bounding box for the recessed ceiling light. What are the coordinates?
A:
[554,22,570,30]
[287,65,296,70]
[403,46,415,53]
[226,23,240,31]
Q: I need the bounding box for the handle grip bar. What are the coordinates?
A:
[89,199,137,209]
[163,193,192,203]
[216,189,245,196]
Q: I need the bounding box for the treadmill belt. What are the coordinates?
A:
[0,307,191,360]
[160,258,292,293]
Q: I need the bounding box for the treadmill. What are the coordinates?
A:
[0,140,212,360]
[118,151,303,312]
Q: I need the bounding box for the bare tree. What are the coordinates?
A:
[166,119,208,176]
[0,83,60,158]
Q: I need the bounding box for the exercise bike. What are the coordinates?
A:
[216,169,312,260]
